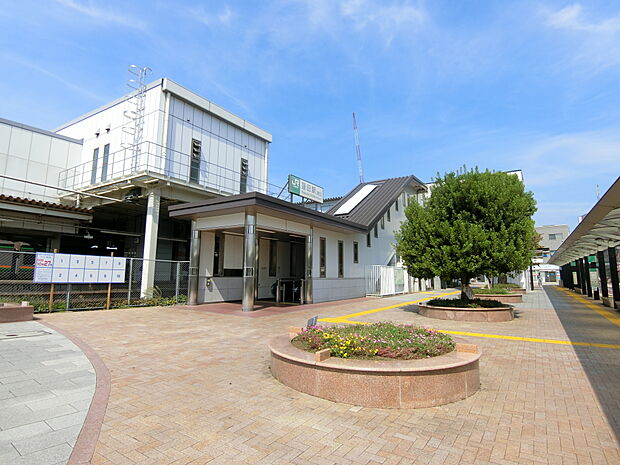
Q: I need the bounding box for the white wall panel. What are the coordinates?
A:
[0,123,10,154]
[8,127,32,160]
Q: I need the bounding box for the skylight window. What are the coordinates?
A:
[334,184,378,215]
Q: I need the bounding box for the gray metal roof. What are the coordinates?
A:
[549,176,620,265]
[0,117,83,144]
[327,175,426,228]
[168,192,368,233]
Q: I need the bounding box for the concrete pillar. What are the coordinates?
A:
[188,220,200,306]
[608,246,620,309]
[242,212,257,312]
[140,189,160,298]
[49,235,61,252]
[305,229,313,304]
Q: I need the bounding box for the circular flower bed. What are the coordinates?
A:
[419,297,514,322]
[427,297,504,308]
[291,322,455,360]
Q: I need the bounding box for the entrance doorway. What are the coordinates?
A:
[256,232,306,304]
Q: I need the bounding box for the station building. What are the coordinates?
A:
[1,75,531,311]
[0,77,272,297]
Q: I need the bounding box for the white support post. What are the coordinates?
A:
[242,212,257,312]
[140,189,160,298]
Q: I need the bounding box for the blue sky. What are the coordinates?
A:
[1,0,619,229]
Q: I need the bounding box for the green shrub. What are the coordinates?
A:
[472,288,510,295]
[292,322,455,360]
[426,298,505,308]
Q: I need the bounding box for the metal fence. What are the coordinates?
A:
[0,250,189,313]
[365,265,410,297]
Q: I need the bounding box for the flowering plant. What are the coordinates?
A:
[292,322,454,360]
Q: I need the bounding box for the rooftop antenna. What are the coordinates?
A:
[596,184,600,200]
[352,112,365,184]
[122,65,152,171]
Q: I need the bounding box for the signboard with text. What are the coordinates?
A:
[288,174,324,203]
[34,252,126,284]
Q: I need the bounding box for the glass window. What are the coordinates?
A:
[269,240,277,277]
[319,237,326,278]
[338,240,344,278]
[374,225,378,238]
[101,144,110,181]
[387,208,391,222]
[381,217,385,229]
[548,233,563,241]
[353,241,359,263]
[366,233,371,248]
[395,198,399,211]
[91,148,99,185]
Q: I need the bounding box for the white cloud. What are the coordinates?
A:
[188,4,234,27]
[514,129,620,188]
[340,0,426,34]
[547,3,620,33]
[54,0,147,30]
[4,54,106,103]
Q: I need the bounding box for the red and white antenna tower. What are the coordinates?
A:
[352,112,365,184]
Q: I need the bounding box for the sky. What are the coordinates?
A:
[1,0,619,230]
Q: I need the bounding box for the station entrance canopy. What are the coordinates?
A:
[549,177,620,266]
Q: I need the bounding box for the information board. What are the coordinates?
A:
[34,252,126,284]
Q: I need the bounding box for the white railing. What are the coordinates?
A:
[58,141,284,198]
[365,265,409,296]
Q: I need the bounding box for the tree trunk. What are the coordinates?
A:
[460,277,474,300]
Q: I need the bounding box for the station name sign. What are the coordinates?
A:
[288,174,324,203]
[34,252,126,284]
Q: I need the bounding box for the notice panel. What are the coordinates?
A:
[34,252,126,284]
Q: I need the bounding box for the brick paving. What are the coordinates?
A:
[35,287,620,465]
[0,321,96,465]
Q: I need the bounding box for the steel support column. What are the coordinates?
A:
[576,258,584,292]
[583,256,592,298]
[242,212,257,312]
[608,246,620,310]
[597,251,608,298]
[187,220,200,306]
[305,229,313,304]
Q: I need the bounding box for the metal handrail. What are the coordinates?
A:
[58,140,286,198]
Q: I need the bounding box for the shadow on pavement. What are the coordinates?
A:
[544,286,620,443]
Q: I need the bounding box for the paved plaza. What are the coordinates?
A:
[0,321,96,465]
[1,286,619,464]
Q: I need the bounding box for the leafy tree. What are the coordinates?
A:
[395,168,537,299]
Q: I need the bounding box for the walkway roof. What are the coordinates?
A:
[549,176,620,265]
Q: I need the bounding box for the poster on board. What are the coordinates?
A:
[34,252,126,284]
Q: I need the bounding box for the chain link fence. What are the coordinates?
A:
[0,250,189,313]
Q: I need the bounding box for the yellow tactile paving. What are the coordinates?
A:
[318,290,459,323]
[558,287,620,328]
[321,287,620,349]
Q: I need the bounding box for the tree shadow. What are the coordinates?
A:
[544,287,620,443]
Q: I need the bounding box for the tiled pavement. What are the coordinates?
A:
[28,286,620,465]
[0,321,96,465]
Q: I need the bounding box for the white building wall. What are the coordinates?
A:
[55,85,163,188]
[54,80,270,196]
[166,95,268,194]
[0,120,82,202]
